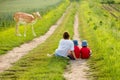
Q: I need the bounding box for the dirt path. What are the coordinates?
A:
[0,6,71,73]
[64,14,89,80]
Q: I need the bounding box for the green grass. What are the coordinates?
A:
[111,4,120,11]
[102,4,120,19]
[0,0,62,13]
[0,2,77,80]
[0,0,70,55]
[78,0,120,80]
[0,0,63,28]
[99,0,120,4]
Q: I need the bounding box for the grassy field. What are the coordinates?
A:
[0,0,120,79]
[102,4,120,19]
[0,0,70,55]
[0,0,63,29]
[78,0,120,80]
[0,0,62,13]
[0,2,77,80]
[99,0,120,4]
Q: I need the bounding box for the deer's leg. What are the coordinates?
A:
[16,23,21,36]
[31,25,36,36]
[24,25,27,37]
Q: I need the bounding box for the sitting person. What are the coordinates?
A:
[55,32,77,60]
[66,40,81,60]
[73,40,80,59]
[80,40,91,59]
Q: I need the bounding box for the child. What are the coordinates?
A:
[80,40,91,59]
[67,40,80,60]
[73,40,80,59]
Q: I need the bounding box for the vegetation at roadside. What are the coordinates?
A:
[79,0,120,80]
[99,0,120,4]
[0,0,70,55]
[0,2,77,79]
[0,0,63,29]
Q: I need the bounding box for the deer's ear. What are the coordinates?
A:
[36,12,41,16]
[36,12,40,15]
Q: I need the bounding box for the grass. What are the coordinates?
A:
[0,2,77,80]
[0,0,63,28]
[78,0,120,80]
[0,0,62,13]
[102,4,120,19]
[99,0,120,4]
[0,0,70,55]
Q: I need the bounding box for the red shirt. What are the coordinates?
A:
[74,46,80,58]
[80,47,90,59]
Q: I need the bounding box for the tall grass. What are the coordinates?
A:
[0,0,70,55]
[0,0,63,29]
[0,2,77,80]
[78,0,120,80]
[99,0,120,4]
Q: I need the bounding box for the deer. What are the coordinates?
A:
[14,12,41,37]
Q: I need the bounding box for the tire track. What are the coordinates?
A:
[64,14,89,80]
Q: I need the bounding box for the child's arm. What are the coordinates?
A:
[71,51,77,60]
[90,49,92,56]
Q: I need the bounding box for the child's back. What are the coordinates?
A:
[80,46,90,59]
[74,46,80,58]
[80,40,91,59]
[73,40,80,59]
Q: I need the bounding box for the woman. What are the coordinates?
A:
[55,32,76,60]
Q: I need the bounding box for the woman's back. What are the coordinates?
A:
[55,39,74,57]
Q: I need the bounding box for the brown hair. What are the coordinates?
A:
[63,32,70,39]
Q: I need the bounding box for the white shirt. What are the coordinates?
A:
[55,39,74,57]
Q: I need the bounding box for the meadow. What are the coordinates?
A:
[0,0,62,13]
[0,0,120,80]
[0,2,77,79]
[0,0,63,29]
[78,0,120,79]
[0,0,69,55]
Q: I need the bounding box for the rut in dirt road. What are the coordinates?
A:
[0,5,71,73]
[64,14,89,80]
